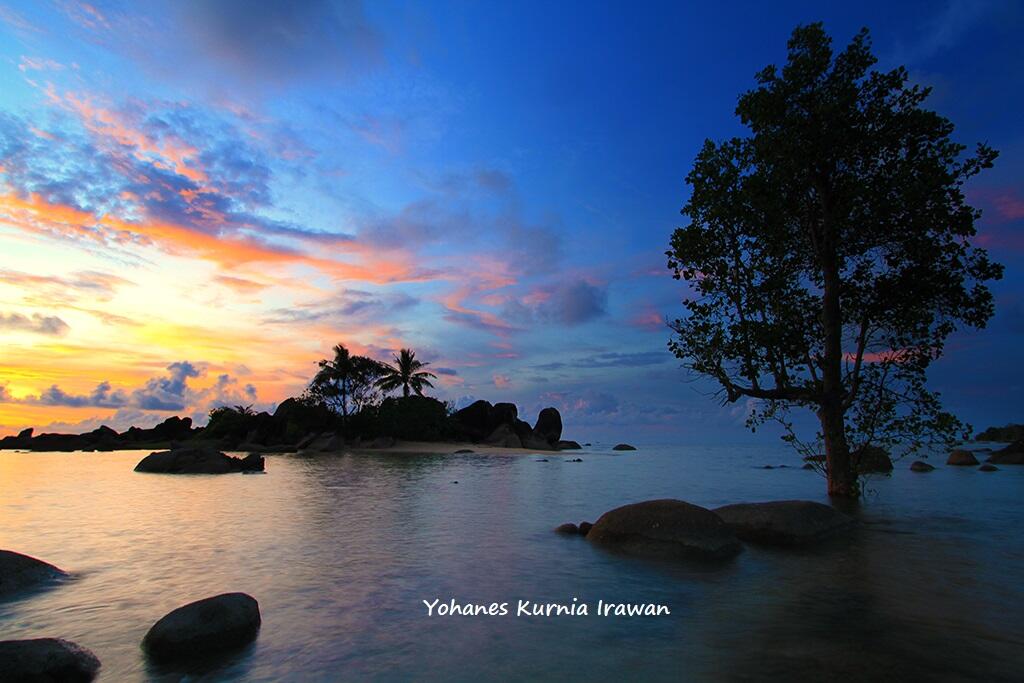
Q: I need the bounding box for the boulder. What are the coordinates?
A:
[0,550,67,599]
[978,464,999,472]
[910,460,936,472]
[587,499,741,561]
[0,427,35,449]
[946,449,979,466]
[533,407,562,446]
[612,443,637,451]
[142,593,261,662]
[489,403,519,433]
[555,523,579,535]
[134,447,264,474]
[365,436,396,449]
[713,501,853,546]
[853,445,892,473]
[484,424,522,448]
[520,430,555,451]
[0,638,100,682]
[578,521,593,536]
[557,440,582,450]
[453,400,493,441]
[988,440,1024,465]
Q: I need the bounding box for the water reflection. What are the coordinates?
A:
[1,445,1022,681]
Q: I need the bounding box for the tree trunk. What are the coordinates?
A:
[403,384,410,398]
[819,401,858,497]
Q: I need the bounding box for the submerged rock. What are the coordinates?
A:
[714,501,853,546]
[612,443,637,451]
[134,447,264,474]
[978,464,999,472]
[0,638,100,682]
[910,460,936,472]
[946,449,979,466]
[0,550,67,599]
[555,523,580,535]
[143,593,261,662]
[988,440,1024,465]
[587,499,741,561]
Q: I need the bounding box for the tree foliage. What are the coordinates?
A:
[666,24,1002,496]
[376,348,437,398]
[308,344,386,421]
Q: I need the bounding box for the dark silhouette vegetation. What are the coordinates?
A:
[667,23,1002,498]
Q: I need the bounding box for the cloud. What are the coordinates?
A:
[890,0,997,64]
[0,311,70,335]
[176,0,383,85]
[532,350,670,372]
[493,374,511,388]
[264,289,419,324]
[504,280,608,326]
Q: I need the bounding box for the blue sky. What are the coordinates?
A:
[0,0,1021,442]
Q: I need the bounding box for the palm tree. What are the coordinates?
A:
[376,348,437,398]
[310,344,385,420]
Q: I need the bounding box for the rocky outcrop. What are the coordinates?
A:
[0,638,100,682]
[947,449,979,466]
[452,400,493,441]
[587,499,741,561]
[578,521,593,536]
[612,443,637,451]
[143,593,261,662]
[713,501,853,546]
[987,440,1024,465]
[555,523,580,535]
[557,440,582,450]
[853,445,893,473]
[484,424,522,448]
[533,407,562,446]
[134,447,264,474]
[0,550,67,599]
[910,460,936,472]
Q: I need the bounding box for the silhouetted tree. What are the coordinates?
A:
[666,24,1002,498]
[376,348,437,398]
[309,344,385,427]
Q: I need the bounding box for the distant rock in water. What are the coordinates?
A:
[142,593,261,662]
[453,449,474,454]
[557,440,582,450]
[0,550,67,599]
[587,499,741,561]
[533,407,562,446]
[612,443,637,451]
[0,638,100,682]
[555,523,580,535]
[987,440,1024,465]
[578,521,593,536]
[801,463,815,470]
[714,501,853,546]
[134,447,264,474]
[853,445,892,473]
[978,464,999,472]
[910,460,936,472]
[946,449,979,466]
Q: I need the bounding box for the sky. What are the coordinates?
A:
[0,0,1022,442]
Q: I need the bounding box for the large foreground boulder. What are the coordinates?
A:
[0,550,66,599]
[143,593,261,662]
[853,445,893,473]
[587,499,741,561]
[947,449,979,466]
[134,447,264,474]
[533,407,562,446]
[988,440,1024,465]
[713,501,853,546]
[0,638,100,682]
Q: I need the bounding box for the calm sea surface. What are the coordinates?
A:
[1,443,1022,682]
